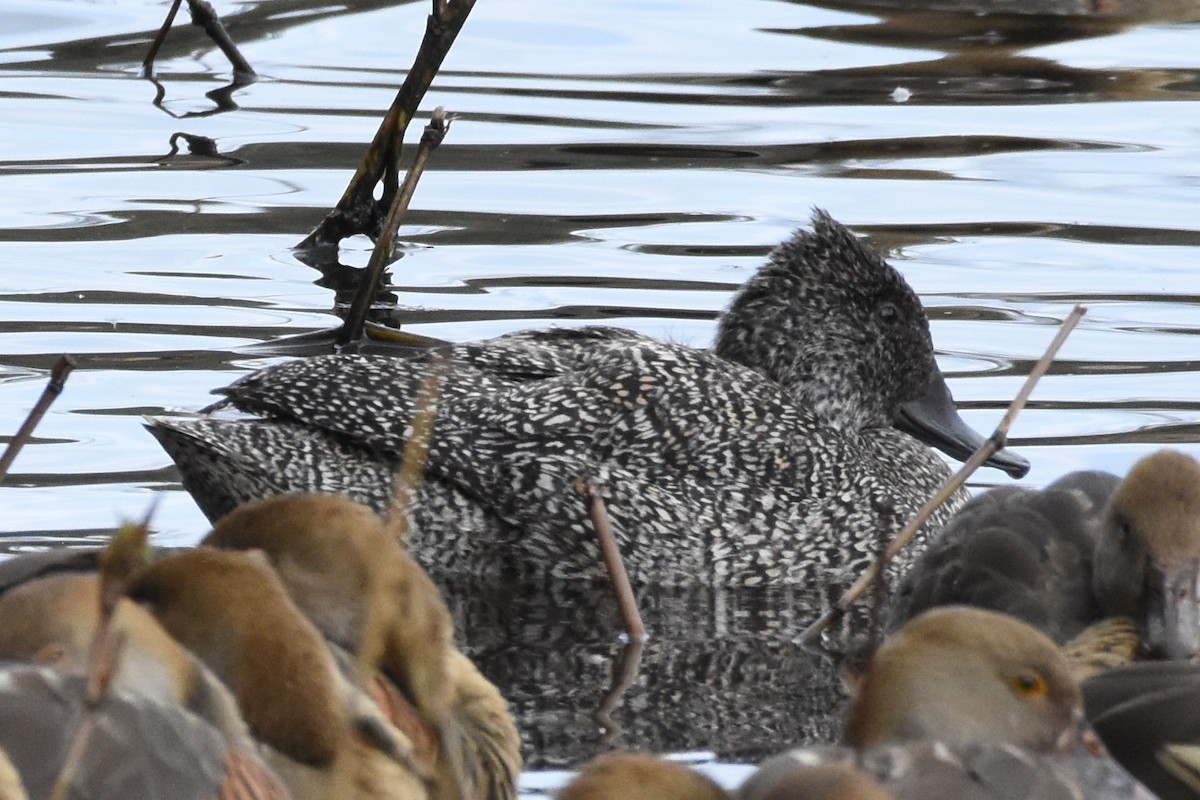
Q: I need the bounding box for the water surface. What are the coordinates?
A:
[2,0,1200,791]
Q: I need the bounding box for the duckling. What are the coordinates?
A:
[148,210,1027,590]
[125,548,427,800]
[887,469,1118,642]
[555,752,730,800]
[743,607,1146,800]
[202,492,521,800]
[0,663,287,800]
[890,449,1200,664]
[1094,450,1200,660]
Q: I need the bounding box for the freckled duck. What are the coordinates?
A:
[889,449,1200,663]
[147,210,1027,588]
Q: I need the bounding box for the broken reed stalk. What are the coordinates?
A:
[298,0,476,250]
[578,479,647,641]
[799,304,1087,645]
[347,360,449,799]
[339,108,451,347]
[383,354,448,545]
[50,514,154,800]
[0,356,75,483]
[143,0,256,77]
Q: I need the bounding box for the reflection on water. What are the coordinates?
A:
[2,0,1200,792]
[448,579,852,769]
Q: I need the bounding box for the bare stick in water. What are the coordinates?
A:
[578,479,647,641]
[0,356,75,483]
[339,108,451,347]
[298,0,476,251]
[799,304,1087,644]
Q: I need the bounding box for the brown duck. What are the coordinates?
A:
[202,492,521,800]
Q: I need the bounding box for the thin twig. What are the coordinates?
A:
[142,0,185,74]
[298,1,476,250]
[799,305,1087,644]
[578,479,646,641]
[0,356,74,483]
[339,108,451,348]
[186,0,257,78]
[347,354,443,764]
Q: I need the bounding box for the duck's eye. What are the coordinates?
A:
[1010,671,1047,697]
[878,302,900,323]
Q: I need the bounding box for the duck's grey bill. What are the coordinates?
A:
[896,369,1031,480]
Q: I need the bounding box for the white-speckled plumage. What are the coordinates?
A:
[149,211,1020,589]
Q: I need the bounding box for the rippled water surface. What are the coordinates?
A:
[3,0,1200,791]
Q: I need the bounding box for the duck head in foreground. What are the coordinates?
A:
[743,607,1147,800]
[149,211,1026,589]
[203,492,521,800]
[126,548,427,800]
[843,606,1081,751]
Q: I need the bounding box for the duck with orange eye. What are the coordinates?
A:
[739,606,1149,800]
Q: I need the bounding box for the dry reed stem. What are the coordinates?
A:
[49,514,154,800]
[577,479,647,641]
[383,355,448,545]
[343,356,449,797]
[799,304,1087,644]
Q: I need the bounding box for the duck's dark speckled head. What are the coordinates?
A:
[714,209,934,433]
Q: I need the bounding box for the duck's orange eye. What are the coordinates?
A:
[1011,671,1047,697]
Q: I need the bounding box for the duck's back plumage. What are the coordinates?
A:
[153,327,962,588]
[152,212,1031,589]
[0,665,282,800]
[886,470,1119,642]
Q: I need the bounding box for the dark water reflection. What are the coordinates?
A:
[3,0,1200,792]
[447,579,850,770]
